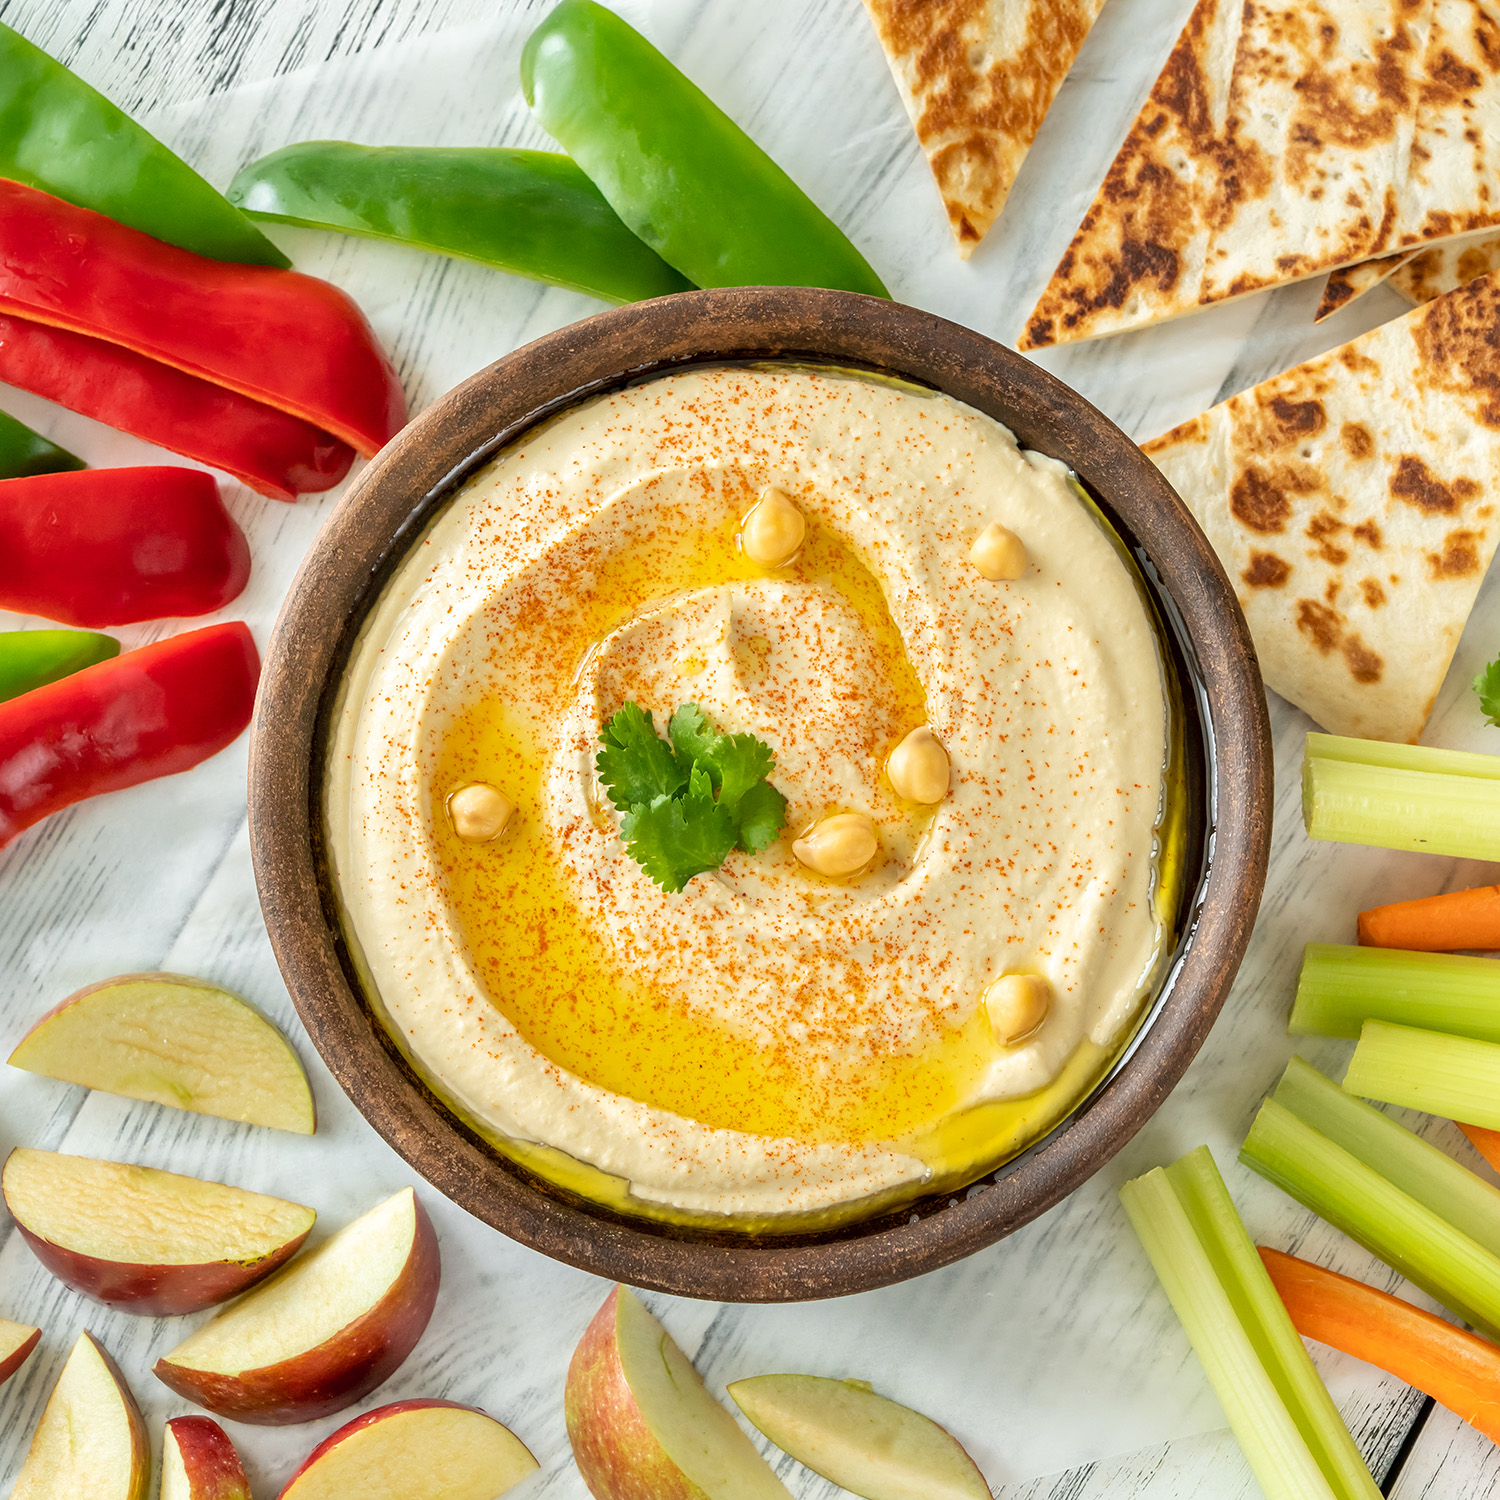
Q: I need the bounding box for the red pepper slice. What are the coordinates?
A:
[0,314,353,500]
[0,180,405,457]
[0,620,259,850]
[0,467,251,627]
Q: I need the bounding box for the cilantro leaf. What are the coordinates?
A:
[1477,655,1500,728]
[600,699,787,889]
[668,702,722,770]
[704,732,776,815]
[620,773,738,892]
[596,702,687,810]
[732,778,787,854]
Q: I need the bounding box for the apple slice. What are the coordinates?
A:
[726,1374,989,1500]
[161,1416,251,1500]
[8,972,315,1133]
[12,1331,149,1500]
[3,1147,314,1316]
[566,1284,790,1500]
[155,1185,440,1425]
[0,1318,40,1385]
[277,1398,538,1499]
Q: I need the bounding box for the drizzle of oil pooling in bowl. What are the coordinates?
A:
[325,364,1179,1222]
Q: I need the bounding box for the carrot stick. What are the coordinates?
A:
[1358,885,1500,950]
[1259,1246,1500,1443]
[1460,1123,1500,1176]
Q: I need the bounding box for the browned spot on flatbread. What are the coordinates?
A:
[1340,422,1374,459]
[1306,512,1349,564]
[1410,272,1500,427]
[1389,454,1479,514]
[1267,396,1327,441]
[1243,551,1291,587]
[1353,519,1382,548]
[1428,528,1483,578]
[1230,466,1293,533]
[1296,598,1383,683]
[1360,577,1387,607]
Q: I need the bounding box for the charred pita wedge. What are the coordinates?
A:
[1314,0,1500,321]
[1315,251,1418,322]
[1389,229,1500,302]
[1022,0,1432,349]
[863,0,1109,255]
[1144,270,1500,743]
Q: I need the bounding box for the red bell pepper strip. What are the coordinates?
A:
[0,621,259,850]
[0,468,251,627]
[0,314,353,500]
[0,180,404,457]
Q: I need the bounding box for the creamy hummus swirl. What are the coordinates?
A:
[327,366,1169,1217]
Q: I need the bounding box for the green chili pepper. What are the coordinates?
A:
[0,410,83,478]
[227,142,691,304]
[520,0,888,297]
[0,21,287,268]
[0,629,119,703]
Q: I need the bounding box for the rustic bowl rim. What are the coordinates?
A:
[248,286,1271,1303]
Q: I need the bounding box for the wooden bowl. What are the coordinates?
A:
[248,287,1271,1302]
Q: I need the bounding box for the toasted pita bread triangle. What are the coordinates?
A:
[1315,251,1417,322]
[1313,0,1500,321]
[1390,230,1500,301]
[1022,0,1434,349]
[863,0,1108,256]
[1144,271,1500,743]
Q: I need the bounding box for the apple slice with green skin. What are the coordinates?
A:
[726,1375,989,1500]
[8,972,315,1133]
[161,1416,252,1500]
[12,1331,149,1500]
[0,1318,40,1385]
[155,1185,440,1425]
[276,1398,539,1499]
[566,1284,790,1500]
[3,1147,315,1316]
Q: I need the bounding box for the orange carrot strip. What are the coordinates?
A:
[1358,885,1500,951]
[1259,1246,1500,1444]
[1460,1124,1500,1176]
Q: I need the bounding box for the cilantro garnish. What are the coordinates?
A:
[1476,656,1500,728]
[597,702,787,891]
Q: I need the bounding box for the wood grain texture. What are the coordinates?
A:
[0,0,1496,1493]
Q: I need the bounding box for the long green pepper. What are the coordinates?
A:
[0,630,118,703]
[0,410,82,478]
[0,21,286,266]
[228,142,692,304]
[521,0,888,297]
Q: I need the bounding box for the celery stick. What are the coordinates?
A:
[1302,757,1500,860]
[1122,1149,1372,1500]
[1274,1056,1500,1258]
[1291,944,1500,1043]
[1241,1098,1500,1338]
[1346,1021,1500,1133]
[1307,733,1500,780]
[1164,1150,1380,1500]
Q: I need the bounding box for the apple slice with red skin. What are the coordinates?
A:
[155,1185,440,1425]
[0,1317,40,1386]
[12,1331,149,1500]
[161,1416,251,1500]
[8,972,315,1133]
[727,1374,989,1500]
[276,1398,538,1499]
[566,1284,790,1500]
[3,1147,314,1315]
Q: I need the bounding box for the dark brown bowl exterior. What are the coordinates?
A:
[249,287,1271,1302]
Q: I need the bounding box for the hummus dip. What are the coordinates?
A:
[327,365,1176,1222]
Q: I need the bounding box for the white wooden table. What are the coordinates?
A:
[1,0,1497,1494]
